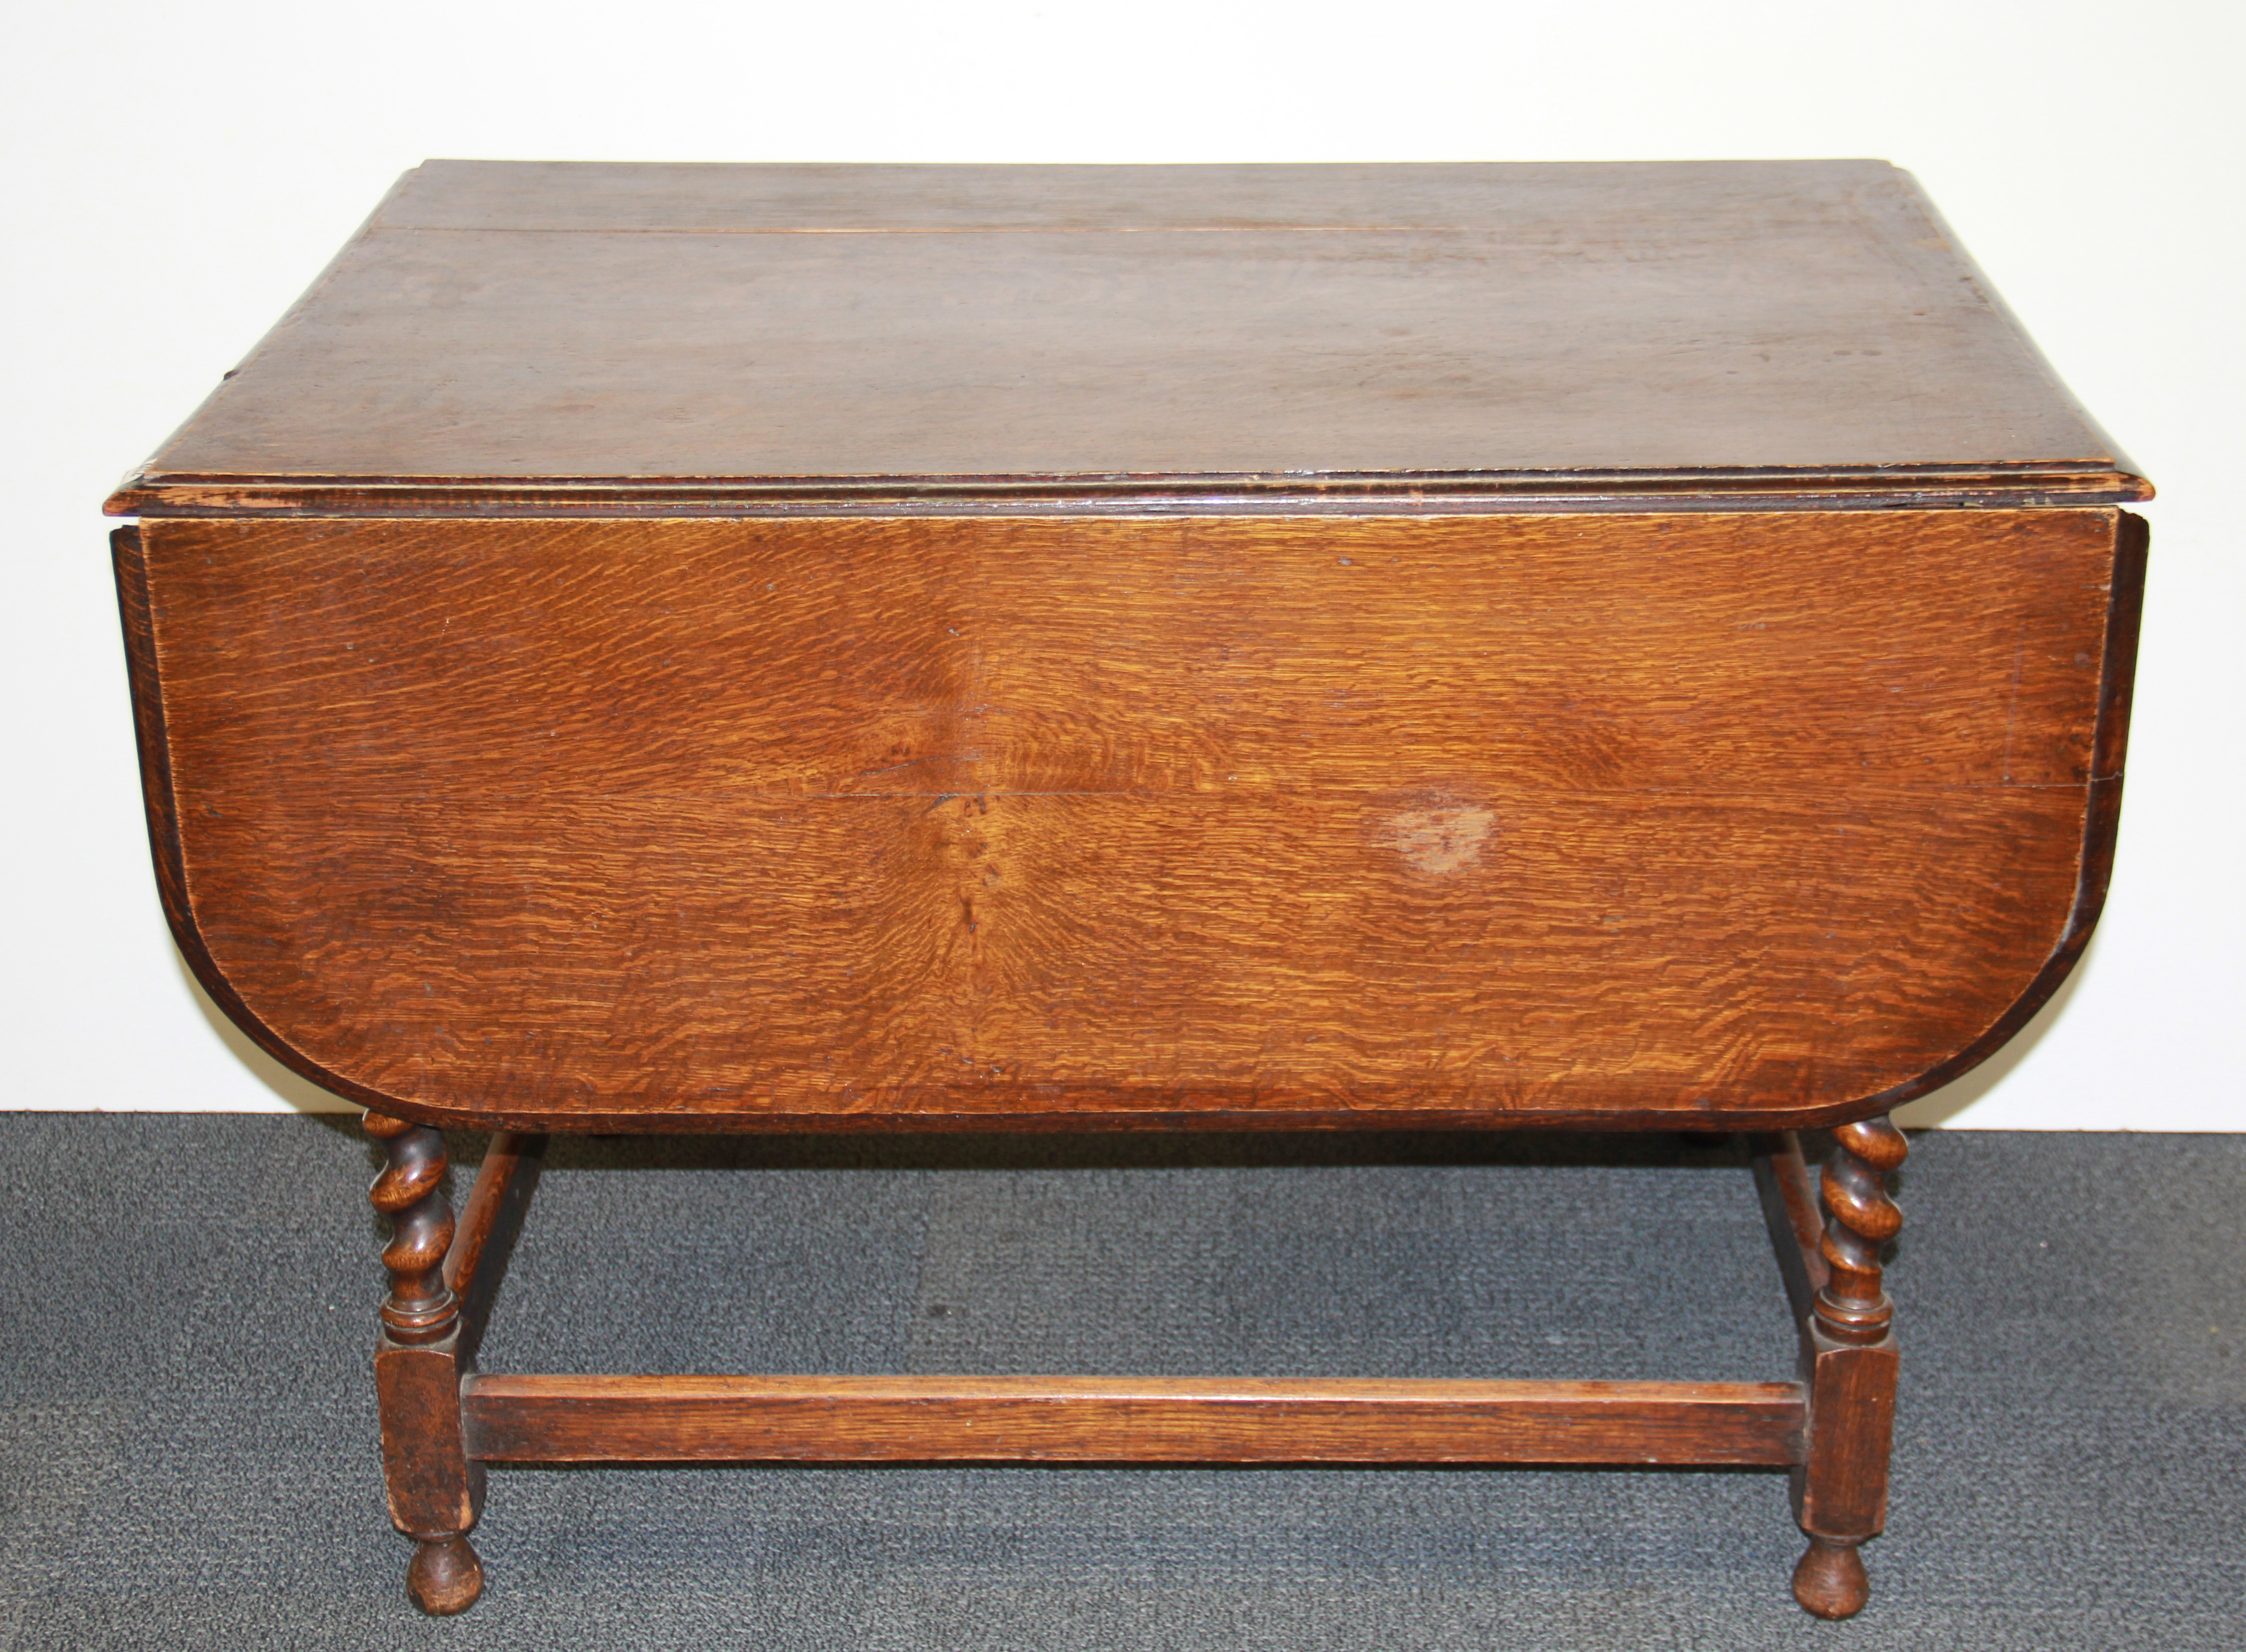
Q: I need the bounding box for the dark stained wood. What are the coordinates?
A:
[403,1535,483,1618]
[458,1374,1806,1467]
[1751,1132,1830,1325]
[1793,1537,1874,1622]
[373,1339,481,1610]
[105,471,2147,520]
[1812,1118,1908,1347]
[108,160,2155,1620]
[365,1112,458,1345]
[1795,1331,1900,1531]
[366,1112,483,1613]
[105,161,2146,518]
[443,1130,545,1368]
[125,509,2133,1133]
[1791,1334,1899,1620]
[1790,1117,1908,1620]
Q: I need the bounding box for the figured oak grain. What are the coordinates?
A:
[126,509,2132,1132]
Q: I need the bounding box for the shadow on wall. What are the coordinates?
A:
[177,932,2096,1128]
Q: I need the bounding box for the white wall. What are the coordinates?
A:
[6,1,2239,1126]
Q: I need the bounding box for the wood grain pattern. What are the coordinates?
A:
[106,161,2145,517]
[105,158,2154,1624]
[458,1374,1806,1466]
[122,509,2133,1132]
[1792,1333,1899,1619]
[374,1339,478,1532]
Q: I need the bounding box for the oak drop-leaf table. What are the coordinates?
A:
[107,159,2149,1620]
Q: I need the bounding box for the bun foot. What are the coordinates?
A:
[1792,1535,1869,1619]
[407,1534,484,1615]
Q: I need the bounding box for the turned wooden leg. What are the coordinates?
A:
[1791,1116,1907,1620]
[365,1111,484,1615]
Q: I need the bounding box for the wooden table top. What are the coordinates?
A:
[110,162,2148,1135]
[111,159,2144,519]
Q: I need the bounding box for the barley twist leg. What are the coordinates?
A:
[365,1112,482,1614]
[1792,1116,1907,1620]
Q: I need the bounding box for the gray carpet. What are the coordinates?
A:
[1,1117,2240,1650]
